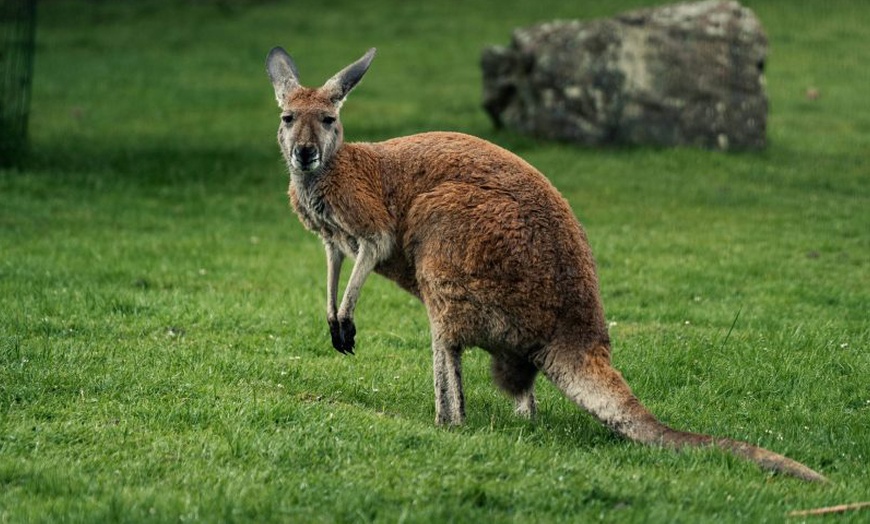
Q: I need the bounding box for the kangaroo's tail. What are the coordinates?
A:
[536,343,827,482]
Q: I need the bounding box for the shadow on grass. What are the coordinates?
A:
[19,138,280,189]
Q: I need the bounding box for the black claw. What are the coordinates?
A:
[328,319,344,353]
[328,318,356,354]
[340,318,356,352]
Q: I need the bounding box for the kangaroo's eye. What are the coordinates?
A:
[281,114,295,124]
[322,115,336,126]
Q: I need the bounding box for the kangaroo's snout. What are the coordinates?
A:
[292,144,321,172]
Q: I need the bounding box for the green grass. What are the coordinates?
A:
[2,0,868,521]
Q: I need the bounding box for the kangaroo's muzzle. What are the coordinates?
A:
[292,144,321,172]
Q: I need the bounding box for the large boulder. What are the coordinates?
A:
[481,0,768,150]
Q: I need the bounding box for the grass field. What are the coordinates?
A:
[1,0,868,522]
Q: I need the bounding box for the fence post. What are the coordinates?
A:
[1,0,37,167]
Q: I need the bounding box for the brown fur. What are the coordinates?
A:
[266,47,826,482]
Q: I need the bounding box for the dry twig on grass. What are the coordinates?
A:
[788,501,870,517]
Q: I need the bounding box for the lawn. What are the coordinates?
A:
[1,0,868,522]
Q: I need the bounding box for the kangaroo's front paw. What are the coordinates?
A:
[328,318,356,354]
[339,318,355,354]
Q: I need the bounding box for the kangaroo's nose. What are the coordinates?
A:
[293,145,319,167]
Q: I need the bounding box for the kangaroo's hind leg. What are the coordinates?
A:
[491,353,539,419]
[430,324,466,426]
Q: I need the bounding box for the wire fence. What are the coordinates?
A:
[1,0,37,167]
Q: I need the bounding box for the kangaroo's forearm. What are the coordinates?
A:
[337,238,381,320]
[324,241,343,321]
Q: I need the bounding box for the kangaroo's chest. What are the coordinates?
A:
[289,181,360,257]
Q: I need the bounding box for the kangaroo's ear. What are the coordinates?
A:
[266,47,301,106]
[322,48,376,105]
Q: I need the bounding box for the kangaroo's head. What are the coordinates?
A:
[266,47,376,176]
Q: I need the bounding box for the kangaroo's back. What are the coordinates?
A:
[362,131,608,350]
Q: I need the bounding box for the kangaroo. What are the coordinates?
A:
[265,47,826,482]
